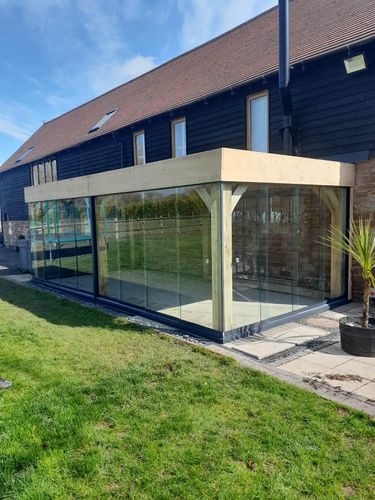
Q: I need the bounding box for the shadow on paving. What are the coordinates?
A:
[0,278,148,335]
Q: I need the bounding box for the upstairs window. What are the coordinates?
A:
[31,159,57,186]
[133,130,146,165]
[15,146,34,163]
[88,109,117,133]
[246,91,269,152]
[171,117,186,158]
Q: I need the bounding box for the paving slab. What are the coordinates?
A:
[293,351,349,369]
[325,359,375,381]
[230,340,292,359]
[319,310,347,320]
[278,358,330,377]
[352,381,375,400]
[305,317,339,329]
[320,374,368,393]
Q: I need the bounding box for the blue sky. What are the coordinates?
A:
[0,0,277,165]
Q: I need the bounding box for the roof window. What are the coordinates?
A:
[15,146,34,163]
[88,109,117,133]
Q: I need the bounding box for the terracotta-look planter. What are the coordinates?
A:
[339,317,375,357]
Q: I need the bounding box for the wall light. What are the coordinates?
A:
[344,53,367,74]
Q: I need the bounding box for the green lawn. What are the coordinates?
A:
[0,279,373,499]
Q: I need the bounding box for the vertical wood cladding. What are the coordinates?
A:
[1,40,375,224]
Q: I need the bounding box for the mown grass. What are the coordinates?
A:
[0,278,373,499]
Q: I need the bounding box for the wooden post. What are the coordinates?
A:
[210,184,223,330]
[196,183,247,332]
[220,184,234,331]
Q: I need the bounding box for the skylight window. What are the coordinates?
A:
[88,109,117,133]
[15,146,34,163]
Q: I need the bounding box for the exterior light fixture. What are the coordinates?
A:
[344,53,367,74]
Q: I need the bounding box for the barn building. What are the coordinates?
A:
[0,0,374,341]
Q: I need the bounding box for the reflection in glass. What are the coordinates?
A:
[95,185,213,328]
[28,183,347,334]
[232,184,347,329]
[29,197,93,292]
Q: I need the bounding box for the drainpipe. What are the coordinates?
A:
[278,0,293,155]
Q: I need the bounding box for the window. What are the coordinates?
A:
[246,91,269,152]
[38,163,45,184]
[45,161,52,183]
[52,160,57,181]
[30,159,58,186]
[15,146,34,163]
[171,118,186,158]
[133,130,146,165]
[88,109,117,133]
[32,164,39,186]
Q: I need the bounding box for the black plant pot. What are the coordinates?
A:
[339,317,375,357]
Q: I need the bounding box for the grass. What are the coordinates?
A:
[0,279,373,499]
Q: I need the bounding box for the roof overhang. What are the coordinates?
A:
[24,148,355,203]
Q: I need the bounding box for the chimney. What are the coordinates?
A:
[278,0,293,155]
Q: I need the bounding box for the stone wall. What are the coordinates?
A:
[2,220,30,248]
[352,158,375,300]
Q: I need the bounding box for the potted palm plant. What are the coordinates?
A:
[322,218,375,357]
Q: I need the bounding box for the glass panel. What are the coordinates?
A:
[38,163,45,184]
[118,193,146,308]
[29,202,45,279]
[295,187,325,308]
[261,185,295,320]
[134,132,146,165]
[173,120,186,157]
[57,199,77,289]
[52,160,57,181]
[143,189,179,317]
[43,201,60,284]
[74,198,93,293]
[178,186,212,327]
[321,187,347,300]
[32,165,39,186]
[96,195,121,300]
[249,95,268,152]
[232,184,262,327]
[44,161,52,183]
[231,183,348,329]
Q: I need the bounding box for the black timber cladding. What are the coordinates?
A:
[1,39,375,223]
[0,164,30,221]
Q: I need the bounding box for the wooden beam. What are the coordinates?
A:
[231,184,247,212]
[25,148,355,204]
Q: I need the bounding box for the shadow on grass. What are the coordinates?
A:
[0,278,148,335]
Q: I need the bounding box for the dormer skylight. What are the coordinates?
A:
[88,109,118,133]
[15,146,34,163]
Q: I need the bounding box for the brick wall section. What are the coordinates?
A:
[2,221,30,248]
[352,158,375,300]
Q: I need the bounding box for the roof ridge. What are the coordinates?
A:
[43,3,279,126]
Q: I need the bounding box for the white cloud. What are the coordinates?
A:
[177,0,277,50]
[86,54,158,95]
[0,99,39,142]
[0,117,33,142]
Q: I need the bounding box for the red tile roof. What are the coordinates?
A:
[2,0,375,172]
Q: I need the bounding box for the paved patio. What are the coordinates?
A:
[278,342,375,400]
